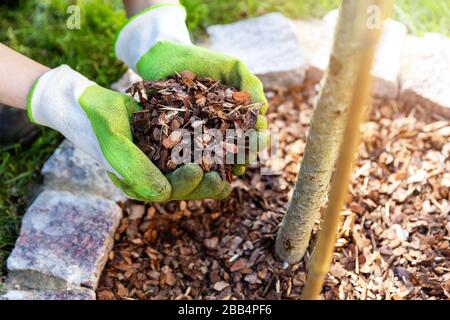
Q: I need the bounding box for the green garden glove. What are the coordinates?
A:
[115,4,269,198]
[27,64,223,202]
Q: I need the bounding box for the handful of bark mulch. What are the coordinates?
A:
[128,70,261,182]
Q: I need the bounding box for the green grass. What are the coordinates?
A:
[394,0,450,36]
[0,0,448,281]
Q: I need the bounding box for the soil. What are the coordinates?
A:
[129,71,261,180]
[98,76,450,300]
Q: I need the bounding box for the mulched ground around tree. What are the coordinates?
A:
[97,77,450,300]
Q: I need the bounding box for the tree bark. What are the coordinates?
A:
[301,0,387,298]
[275,0,384,263]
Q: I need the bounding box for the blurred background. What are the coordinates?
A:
[0,0,448,286]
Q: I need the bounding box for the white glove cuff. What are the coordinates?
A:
[115,4,192,71]
[28,65,120,177]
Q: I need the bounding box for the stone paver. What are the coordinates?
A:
[293,10,407,98]
[400,33,450,118]
[207,12,305,87]
[41,140,127,202]
[372,19,407,98]
[1,288,95,300]
[7,191,122,290]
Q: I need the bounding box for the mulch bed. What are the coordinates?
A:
[97,77,450,300]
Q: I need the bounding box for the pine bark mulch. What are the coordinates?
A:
[97,78,450,300]
[129,71,260,178]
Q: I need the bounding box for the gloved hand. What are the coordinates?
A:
[115,3,269,190]
[27,65,229,201]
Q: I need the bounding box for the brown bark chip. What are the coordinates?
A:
[129,71,262,181]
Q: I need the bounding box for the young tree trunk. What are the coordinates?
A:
[275,0,384,263]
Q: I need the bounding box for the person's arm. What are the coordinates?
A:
[123,0,179,17]
[0,43,49,110]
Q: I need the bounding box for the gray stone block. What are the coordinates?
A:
[293,10,407,98]
[41,140,127,202]
[400,33,450,119]
[207,13,305,87]
[7,190,122,290]
[372,19,407,99]
[1,288,95,300]
[292,18,333,82]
